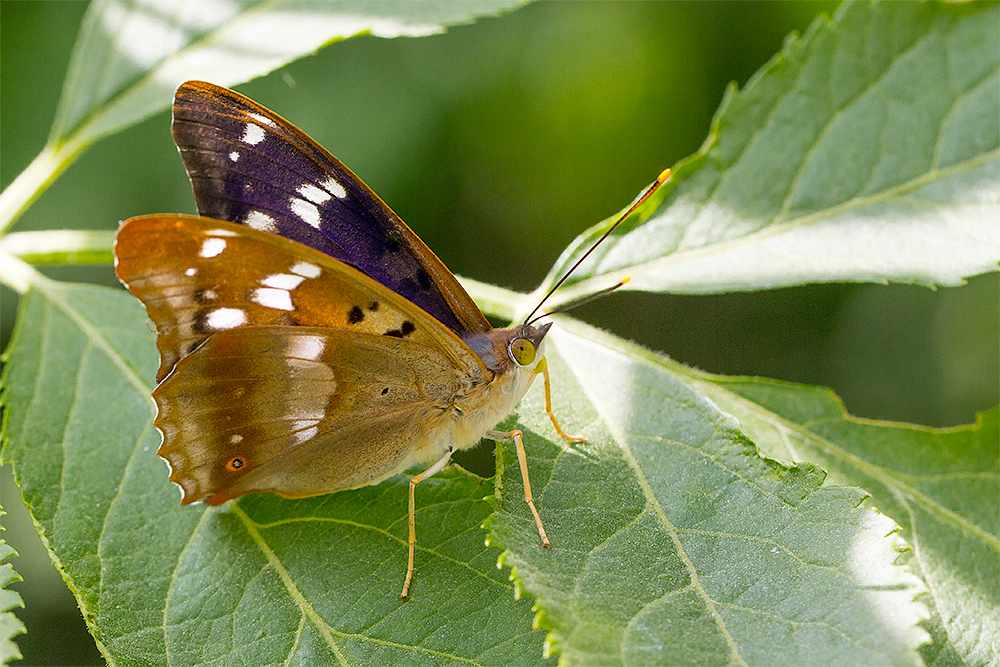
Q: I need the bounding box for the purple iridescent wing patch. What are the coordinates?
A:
[170,81,490,337]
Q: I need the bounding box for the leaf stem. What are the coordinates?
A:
[2,230,116,265]
[0,250,45,294]
[0,138,89,235]
[457,276,527,323]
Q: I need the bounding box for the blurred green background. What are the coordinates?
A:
[1,2,996,664]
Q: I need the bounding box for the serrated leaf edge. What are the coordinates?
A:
[0,509,26,667]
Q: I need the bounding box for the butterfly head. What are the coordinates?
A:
[507,321,551,374]
[462,321,551,376]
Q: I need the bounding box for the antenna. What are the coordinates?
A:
[526,277,631,325]
[523,167,670,325]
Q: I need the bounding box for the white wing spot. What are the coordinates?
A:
[229,434,244,445]
[200,238,226,258]
[290,262,321,278]
[262,273,305,290]
[229,151,240,162]
[242,122,265,145]
[244,210,277,232]
[289,197,321,229]
[251,288,294,311]
[247,112,276,127]
[206,308,246,330]
[291,424,319,445]
[185,267,197,277]
[200,289,218,301]
[298,183,332,205]
[289,335,326,360]
[321,176,347,199]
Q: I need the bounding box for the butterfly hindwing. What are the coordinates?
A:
[171,80,491,337]
[154,326,460,505]
[114,214,486,382]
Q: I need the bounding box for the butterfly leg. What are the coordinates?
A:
[400,447,453,600]
[485,429,551,550]
[541,359,585,443]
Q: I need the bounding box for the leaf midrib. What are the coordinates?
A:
[711,388,1000,551]
[557,146,1000,304]
[13,294,124,666]
[771,17,997,226]
[555,338,748,667]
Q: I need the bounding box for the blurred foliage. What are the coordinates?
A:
[0,1,995,665]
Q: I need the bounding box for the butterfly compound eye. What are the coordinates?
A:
[509,338,536,366]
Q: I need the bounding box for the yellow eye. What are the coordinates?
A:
[509,338,536,366]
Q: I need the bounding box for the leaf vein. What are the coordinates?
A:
[714,600,895,660]
[699,383,1000,551]
[163,508,213,667]
[252,512,514,592]
[773,14,954,225]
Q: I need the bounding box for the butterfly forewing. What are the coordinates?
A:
[114,214,485,382]
[172,81,490,337]
[154,326,460,505]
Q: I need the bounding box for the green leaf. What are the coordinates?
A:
[489,317,930,666]
[1,280,939,666]
[0,510,25,667]
[540,1,1000,309]
[0,283,550,666]
[700,378,999,666]
[51,0,526,150]
[0,0,526,237]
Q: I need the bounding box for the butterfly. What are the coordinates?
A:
[114,80,668,599]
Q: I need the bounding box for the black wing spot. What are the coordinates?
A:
[192,309,212,334]
[385,237,400,253]
[381,387,389,395]
[384,320,416,338]
[368,300,379,311]
[194,289,216,303]
[416,268,432,290]
[348,306,365,324]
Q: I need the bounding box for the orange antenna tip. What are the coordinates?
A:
[522,167,670,325]
[620,276,631,285]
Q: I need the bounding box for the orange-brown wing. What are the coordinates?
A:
[154,326,460,504]
[114,214,486,382]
